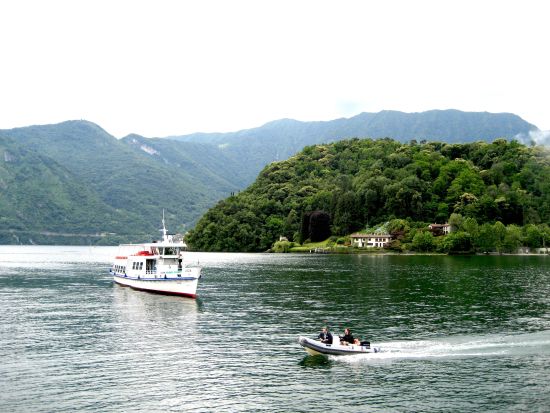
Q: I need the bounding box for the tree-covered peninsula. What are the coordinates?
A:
[186,138,550,252]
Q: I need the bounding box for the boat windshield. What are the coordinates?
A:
[159,246,180,256]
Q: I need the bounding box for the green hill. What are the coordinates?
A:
[0,121,243,244]
[171,110,537,184]
[186,138,550,252]
[0,112,542,245]
[0,134,136,244]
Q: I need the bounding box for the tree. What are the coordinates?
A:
[462,217,479,237]
[523,224,543,248]
[449,213,464,232]
[503,224,522,253]
[411,231,436,252]
[493,221,507,253]
[441,232,473,254]
[308,210,331,242]
[283,209,299,241]
[387,219,410,239]
[332,191,360,235]
[477,223,497,253]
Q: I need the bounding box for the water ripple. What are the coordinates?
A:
[0,247,549,412]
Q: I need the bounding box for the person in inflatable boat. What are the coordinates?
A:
[317,326,333,344]
[341,328,365,345]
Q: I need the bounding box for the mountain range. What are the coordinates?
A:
[0,110,539,244]
[170,109,537,182]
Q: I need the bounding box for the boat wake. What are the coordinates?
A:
[333,330,550,362]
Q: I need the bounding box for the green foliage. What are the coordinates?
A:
[387,219,410,235]
[0,121,246,244]
[411,231,436,252]
[6,120,545,251]
[272,240,295,253]
[503,225,523,253]
[188,138,550,251]
[440,232,474,254]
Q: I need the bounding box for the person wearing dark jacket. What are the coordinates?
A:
[340,328,359,345]
[317,326,333,344]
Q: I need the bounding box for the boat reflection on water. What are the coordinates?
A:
[298,354,334,368]
[112,282,199,327]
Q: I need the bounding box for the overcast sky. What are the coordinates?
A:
[1,0,548,137]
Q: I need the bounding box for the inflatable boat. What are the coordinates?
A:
[298,336,380,356]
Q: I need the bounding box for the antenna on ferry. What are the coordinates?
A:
[161,209,168,241]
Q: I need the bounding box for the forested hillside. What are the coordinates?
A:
[0,121,244,244]
[186,138,550,252]
[0,135,135,244]
[0,113,542,245]
[172,110,537,183]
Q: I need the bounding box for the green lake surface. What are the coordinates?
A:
[0,246,549,412]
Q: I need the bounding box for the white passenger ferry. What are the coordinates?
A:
[110,216,201,298]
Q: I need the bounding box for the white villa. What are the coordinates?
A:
[350,232,393,248]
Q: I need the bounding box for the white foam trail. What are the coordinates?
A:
[334,330,550,363]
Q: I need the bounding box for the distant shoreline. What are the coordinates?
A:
[280,248,549,256]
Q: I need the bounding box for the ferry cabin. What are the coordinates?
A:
[113,244,185,279]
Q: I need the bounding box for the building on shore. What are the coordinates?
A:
[428,223,451,236]
[350,233,393,248]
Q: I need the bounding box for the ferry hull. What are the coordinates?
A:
[113,274,200,298]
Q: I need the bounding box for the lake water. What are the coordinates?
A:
[0,246,549,412]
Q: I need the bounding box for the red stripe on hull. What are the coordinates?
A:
[113,279,197,299]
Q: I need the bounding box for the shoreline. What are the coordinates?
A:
[282,248,549,256]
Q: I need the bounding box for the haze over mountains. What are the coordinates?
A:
[0,110,540,244]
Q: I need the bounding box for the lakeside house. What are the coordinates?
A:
[350,232,393,248]
[428,223,451,236]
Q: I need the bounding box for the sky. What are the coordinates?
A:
[1,0,548,138]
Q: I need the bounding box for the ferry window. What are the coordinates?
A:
[140,262,143,270]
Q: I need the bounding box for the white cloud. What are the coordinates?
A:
[515,130,550,147]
